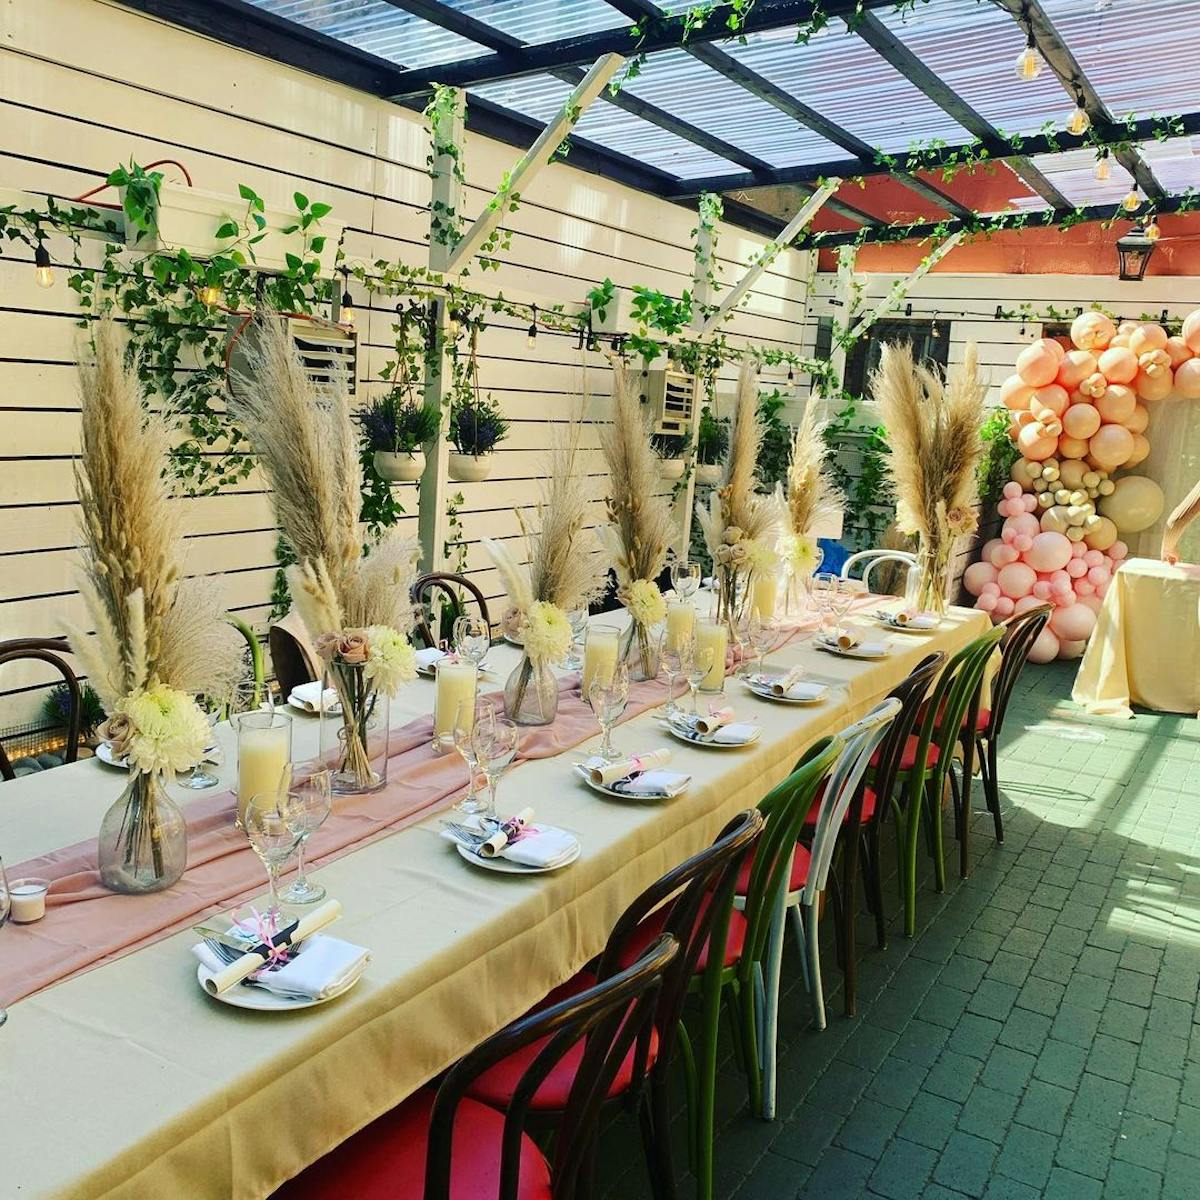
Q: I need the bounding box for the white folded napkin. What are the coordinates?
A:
[442,810,579,868]
[415,647,446,671]
[612,769,690,797]
[880,609,937,630]
[820,632,888,657]
[192,934,369,1000]
[712,722,761,744]
[583,748,672,786]
[750,667,808,696]
[289,681,341,713]
[693,707,734,735]
[751,676,827,702]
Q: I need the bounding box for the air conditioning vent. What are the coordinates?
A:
[227,315,358,399]
[637,368,697,436]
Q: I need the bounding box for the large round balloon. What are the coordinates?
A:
[1050,603,1097,642]
[1101,475,1165,533]
[1071,312,1115,352]
[1017,339,1063,388]
[1183,309,1200,355]
[1030,384,1069,417]
[997,561,1037,599]
[1083,515,1118,551]
[1025,531,1073,573]
[1088,424,1134,470]
[1126,433,1151,467]
[963,561,998,596]
[1056,349,1097,390]
[1126,403,1150,435]
[1027,626,1061,664]
[1166,335,1194,367]
[1018,424,1058,461]
[1135,369,1174,403]
[1175,358,1200,401]
[1095,384,1136,425]
[1000,374,1036,412]
[1062,403,1101,440]
[1129,323,1167,356]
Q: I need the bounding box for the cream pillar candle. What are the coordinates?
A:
[237,713,292,825]
[434,659,478,743]
[665,601,695,650]
[9,878,49,923]
[696,621,727,692]
[750,574,779,619]
[581,625,620,699]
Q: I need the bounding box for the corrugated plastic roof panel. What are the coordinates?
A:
[1024,148,1135,209]
[438,0,630,46]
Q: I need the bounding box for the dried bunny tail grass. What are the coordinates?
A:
[286,559,344,640]
[722,355,764,531]
[600,360,675,586]
[228,311,361,601]
[529,427,608,613]
[72,318,182,692]
[63,577,126,711]
[872,342,934,538]
[940,343,987,519]
[695,488,723,562]
[786,401,844,537]
[342,529,421,632]
[156,576,245,699]
[483,536,534,614]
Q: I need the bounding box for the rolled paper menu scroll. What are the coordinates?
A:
[693,707,734,736]
[477,807,534,857]
[665,601,695,651]
[766,667,806,696]
[836,630,861,651]
[696,621,727,692]
[586,748,672,786]
[201,899,343,995]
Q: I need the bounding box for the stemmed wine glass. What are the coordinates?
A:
[565,608,589,670]
[685,642,715,714]
[453,699,491,815]
[181,692,224,790]
[453,615,490,671]
[279,770,333,905]
[243,791,302,918]
[660,633,690,719]
[747,613,776,678]
[670,560,701,602]
[831,578,858,637]
[811,572,837,631]
[471,714,520,820]
[588,662,630,762]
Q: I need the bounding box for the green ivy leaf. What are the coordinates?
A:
[293,191,309,210]
[214,221,239,240]
[309,202,332,219]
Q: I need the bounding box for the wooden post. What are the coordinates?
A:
[851,231,965,343]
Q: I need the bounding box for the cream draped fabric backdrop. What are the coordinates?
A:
[1136,397,1200,564]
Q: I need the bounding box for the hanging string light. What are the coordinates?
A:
[1145,216,1162,242]
[1013,5,1043,81]
[339,268,355,327]
[33,238,54,289]
[197,282,222,307]
[526,303,538,349]
[1066,86,1090,136]
[447,307,462,338]
[1094,149,1112,181]
[1122,186,1142,213]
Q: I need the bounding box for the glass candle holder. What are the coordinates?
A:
[433,658,478,749]
[237,710,292,825]
[581,624,620,699]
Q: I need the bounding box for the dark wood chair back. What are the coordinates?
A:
[985,604,1053,740]
[867,651,947,815]
[426,935,678,1200]
[0,638,82,781]
[411,572,492,650]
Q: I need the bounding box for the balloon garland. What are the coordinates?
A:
[964,309,1200,662]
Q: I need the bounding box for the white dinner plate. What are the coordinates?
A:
[97,741,220,769]
[743,680,829,705]
[663,720,761,749]
[572,763,689,801]
[286,696,342,717]
[874,611,939,635]
[195,962,366,1011]
[814,638,890,661]
[502,634,525,648]
[453,838,580,874]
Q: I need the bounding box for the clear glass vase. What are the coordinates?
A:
[97,771,187,894]
[620,616,660,683]
[504,654,558,726]
[911,540,952,615]
[716,567,744,639]
[320,661,390,795]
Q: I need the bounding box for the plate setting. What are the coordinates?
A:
[814,633,890,660]
[572,756,690,801]
[874,609,939,634]
[742,673,829,705]
[441,811,580,874]
[663,713,762,749]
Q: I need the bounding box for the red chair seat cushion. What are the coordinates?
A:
[871,734,941,774]
[802,783,880,829]
[733,841,812,896]
[467,971,659,1111]
[617,894,747,976]
[272,1087,551,1200]
[917,701,991,735]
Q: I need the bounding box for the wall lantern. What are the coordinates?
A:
[1116,227,1155,281]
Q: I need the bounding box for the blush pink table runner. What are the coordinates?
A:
[3,607,838,1009]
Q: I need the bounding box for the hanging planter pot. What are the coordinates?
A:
[696,463,722,486]
[448,452,493,483]
[658,457,686,482]
[374,449,425,482]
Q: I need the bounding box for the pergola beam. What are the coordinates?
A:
[444,55,624,273]
[697,178,840,336]
[849,231,964,342]
[385,0,898,96]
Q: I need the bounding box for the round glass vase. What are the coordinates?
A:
[504,654,558,726]
[910,540,951,616]
[620,615,660,683]
[97,770,187,894]
[320,660,390,795]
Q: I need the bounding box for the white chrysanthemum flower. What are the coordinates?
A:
[624,577,667,628]
[522,601,572,665]
[120,684,211,776]
[742,538,780,575]
[779,533,820,577]
[362,624,418,694]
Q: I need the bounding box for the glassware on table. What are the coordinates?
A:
[660,633,690,719]
[471,714,520,820]
[243,791,302,918]
[236,709,292,829]
[229,677,272,719]
[670,560,702,602]
[181,692,224,790]
[694,620,727,694]
[453,699,492,815]
[279,770,333,905]
[581,623,621,700]
[588,662,630,762]
[565,608,589,670]
[433,657,479,750]
[747,613,776,677]
[0,856,10,929]
[811,572,837,629]
[453,615,490,670]
[830,578,859,637]
[686,641,715,714]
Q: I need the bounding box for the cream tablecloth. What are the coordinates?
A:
[1073,558,1200,719]
[0,604,989,1200]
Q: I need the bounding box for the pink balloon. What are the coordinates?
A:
[1097,346,1138,384]
[963,561,998,596]
[1055,590,1076,607]
[1095,580,1110,600]
[981,581,1001,597]
[1050,603,1096,641]
[1083,549,1104,567]
[1032,581,1053,600]
[1027,627,1061,664]
[1006,513,1041,540]
[1021,494,1039,513]
[993,595,1016,618]
[1057,638,1088,661]
[1110,541,1129,560]
[1026,531,1073,573]
[998,562,1037,599]
[1066,558,1088,578]
[1002,481,1023,500]
[1087,566,1109,586]
[1013,534,1034,553]
[1070,541,1089,558]
[976,593,998,613]
[992,543,1019,567]
[1075,580,1095,597]
[1079,592,1103,611]
[1014,595,1045,615]
[981,538,1002,561]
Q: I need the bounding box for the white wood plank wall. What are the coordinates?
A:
[0,0,812,724]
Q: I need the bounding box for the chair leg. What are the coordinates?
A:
[928,777,947,894]
[841,834,859,1019]
[985,737,1003,843]
[695,979,724,1200]
[788,903,811,990]
[675,1024,699,1173]
[805,902,826,1031]
[640,1075,678,1200]
[864,829,888,950]
[959,732,976,880]
[759,899,787,1120]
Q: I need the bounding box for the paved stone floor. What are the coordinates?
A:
[596,660,1200,1199]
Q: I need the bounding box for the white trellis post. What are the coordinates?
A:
[851,231,966,343]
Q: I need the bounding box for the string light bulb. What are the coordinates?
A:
[1066,103,1090,136]
[339,269,355,326]
[1145,219,1162,242]
[526,303,538,349]
[1094,149,1111,181]
[1014,30,1043,80]
[787,366,795,384]
[448,308,462,338]
[1122,187,1142,213]
[34,241,54,289]
[198,283,222,307]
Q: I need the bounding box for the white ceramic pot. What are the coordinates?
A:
[696,463,722,486]
[373,449,425,482]
[658,457,686,482]
[448,452,493,483]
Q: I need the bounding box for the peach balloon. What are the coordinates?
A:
[1018,425,1058,460]
[1027,627,1061,664]
[991,543,1020,567]
[1138,348,1171,378]
[1182,309,1200,354]
[1126,433,1150,467]
[1126,403,1150,434]
[1174,358,1200,401]
[1083,515,1118,551]
[993,595,1016,618]
[1135,368,1174,403]
[1066,557,1088,578]
[1097,346,1138,383]
[1110,540,1129,560]
[963,562,998,596]
[1110,333,1131,348]
[1117,321,1138,336]
[1016,340,1062,388]
[1025,531,1073,573]
[1128,323,1167,356]
[1095,384,1137,424]
[1056,349,1097,390]
[1030,384,1069,416]
[1070,312,1115,352]
[1061,403,1101,441]
[1014,595,1045,616]
[998,562,1036,599]
[1165,336,1193,367]
[1058,436,1090,461]
[1088,424,1135,470]
[976,593,998,613]
[1057,639,1087,661]
[1050,603,1096,642]
[1015,409,1036,428]
[1000,374,1036,411]
[1079,372,1108,399]
[1006,512,1041,540]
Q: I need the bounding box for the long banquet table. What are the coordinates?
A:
[0,601,990,1200]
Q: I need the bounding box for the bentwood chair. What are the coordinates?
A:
[840,550,917,595]
[412,572,492,650]
[0,638,82,780]
[273,935,678,1200]
[227,612,266,707]
[269,609,320,699]
[469,810,763,1200]
[888,627,1006,935]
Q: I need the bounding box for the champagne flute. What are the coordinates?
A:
[181,692,223,790]
[453,699,490,814]
[686,643,714,715]
[243,791,302,918]
[453,615,490,671]
[588,662,630,762]
[471,715,519,820]
[671,560,702,602]
[279,770,333,905]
